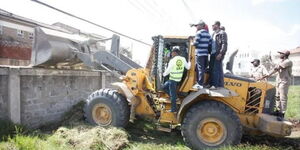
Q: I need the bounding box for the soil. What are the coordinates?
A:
[241,120,300,150]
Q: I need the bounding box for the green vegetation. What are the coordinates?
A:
[286,86,300,119]
[0,86,299,150]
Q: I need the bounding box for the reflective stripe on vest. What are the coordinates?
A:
[170,57,185,82]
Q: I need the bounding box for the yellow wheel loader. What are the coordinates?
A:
[32,28,292,149]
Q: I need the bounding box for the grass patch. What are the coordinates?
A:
[286,86,300,119]
[0,119,24,141]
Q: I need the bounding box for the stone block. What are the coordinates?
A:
[0,75,8,120]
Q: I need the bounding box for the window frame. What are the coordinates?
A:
[17,30,25,38]
[0,25,3,35]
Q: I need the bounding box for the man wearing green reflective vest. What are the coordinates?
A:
[163,48,191,112]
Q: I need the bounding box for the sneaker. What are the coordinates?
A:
[166,110,177,113]
[198,85,204,89]
[192,84,200,90]
[209,86,217,90]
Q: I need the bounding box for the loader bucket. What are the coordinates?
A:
[31,27,141,75]
[31,27,86,67]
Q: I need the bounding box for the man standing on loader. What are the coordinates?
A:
[163,48,191,112]
[209,21,228,89]
[191,20,212,89]
[261,50,293,120]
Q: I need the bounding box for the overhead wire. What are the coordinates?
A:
[31,0,152,46]
[181,0,196,22]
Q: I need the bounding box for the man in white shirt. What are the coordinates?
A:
[250,59,268,81]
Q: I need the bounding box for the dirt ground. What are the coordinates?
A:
[240,120,300,150]
[289,120,300,139]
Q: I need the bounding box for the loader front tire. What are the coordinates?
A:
[181,101,242,149]
[84,89,130,128]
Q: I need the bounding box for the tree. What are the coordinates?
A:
[260,53,275,71]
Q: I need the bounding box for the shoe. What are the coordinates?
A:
[271,110,279,116]
[166,110,177,113]
[276,113,285,121]
[276,116,283,121]
[192,84,200,90]
[209,86,217,90]
[198,85,204,89]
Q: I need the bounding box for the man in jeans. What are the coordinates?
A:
[192,20,212,89]
[162,48,191,112]
[209,21,228,89]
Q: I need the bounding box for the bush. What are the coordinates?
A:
[0,119,24,141]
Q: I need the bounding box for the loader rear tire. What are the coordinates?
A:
[181,101,242,149]
[84,89,130,128]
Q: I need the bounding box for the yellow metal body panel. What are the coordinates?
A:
[162,36,190,39]
[159,110,178,124]
[135,93,156,117]
[224,77,249,105]
[123,68,156,118]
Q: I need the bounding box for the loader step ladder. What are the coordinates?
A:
[158,97,182,104]
[156,126,172,132]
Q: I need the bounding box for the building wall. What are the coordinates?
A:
[0,67,119,128]
[233,49,259,76]
[0,19,34,66]
[0,68,8,120]
[289,53,300,77]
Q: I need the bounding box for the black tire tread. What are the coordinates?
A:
[84,89,130,128]
[181,100,243,149]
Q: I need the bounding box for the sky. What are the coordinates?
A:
[1,0,300,66]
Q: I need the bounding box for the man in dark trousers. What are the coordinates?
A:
[191,20,212,90]
[162,48,191,112]
[209,21,228,89]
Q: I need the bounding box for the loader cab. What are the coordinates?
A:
[150,36,192,93]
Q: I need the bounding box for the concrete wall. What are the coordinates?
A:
[0,68,8,120]
[0,67,118,128]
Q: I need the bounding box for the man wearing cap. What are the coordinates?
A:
[209,21,228,89]
[163,48,191,112]
[250,59,268,81]
[261,50,293,120]
[191,20,212,89]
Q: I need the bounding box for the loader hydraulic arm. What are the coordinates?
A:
[31,27,142,76]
